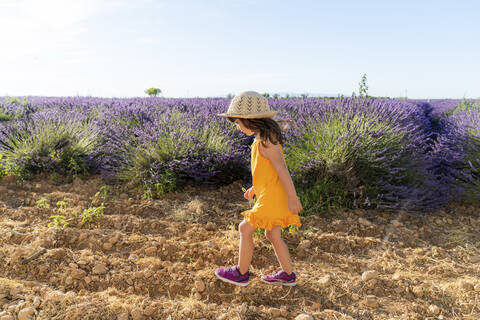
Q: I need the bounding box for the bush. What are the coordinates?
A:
[0,111,101,179]
[282,98,438,213]
[432,109,480,204]
[117,110,250,197]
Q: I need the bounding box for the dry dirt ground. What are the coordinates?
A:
[0,175,479,320]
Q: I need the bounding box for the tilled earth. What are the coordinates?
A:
[0,175,479,320]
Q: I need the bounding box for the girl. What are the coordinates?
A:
[215,91,302,287]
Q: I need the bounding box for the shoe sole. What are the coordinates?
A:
[214,269,250,287]
[260,278,296,286]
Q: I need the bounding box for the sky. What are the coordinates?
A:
[0,0,479,99]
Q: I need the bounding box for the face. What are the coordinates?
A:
[234,119,255,136]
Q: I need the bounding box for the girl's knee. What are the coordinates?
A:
[239,220,255,235]
[265,229,281,244]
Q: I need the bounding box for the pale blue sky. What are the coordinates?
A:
[1,0,479,98]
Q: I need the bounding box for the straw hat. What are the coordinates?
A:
[218,91,277,119]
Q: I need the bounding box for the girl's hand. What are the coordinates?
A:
[243,186,255,201]
[288,196,303,215]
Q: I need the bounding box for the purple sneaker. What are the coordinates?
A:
[261,270,296,286]
[214,265,250,287]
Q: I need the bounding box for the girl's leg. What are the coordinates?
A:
[265,226,293,274]
[238,220,256,274]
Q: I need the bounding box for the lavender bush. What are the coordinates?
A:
[278,98,439,212]
[432,109,480,204]
[0,108,102,179]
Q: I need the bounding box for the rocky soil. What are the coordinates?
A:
[0,174,479,320]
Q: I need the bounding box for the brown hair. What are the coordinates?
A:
[227,117,285,147]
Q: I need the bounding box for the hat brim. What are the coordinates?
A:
[217,111,278,119]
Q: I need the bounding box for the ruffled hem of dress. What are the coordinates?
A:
[241,210,301,231]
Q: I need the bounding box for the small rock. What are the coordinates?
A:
[144,306,155,316]
[294,314,313,320]
[129,254,139,261]
[32,297,41,308]
[297,240,312,251]
[363,295,378,308]
[10,286,23,298]
[392,272,401,281]
[474,284,480,292]
[130,307,143,320]
[470,255,480,263]
[318,275,331,287]
[158,236,167,245]
[92,264,108,275]
[194,292,202,300]
[194,280,205,292]
[120,193,129,200]
[109,235,120,244]
[428,304,440,315]
[268,308,282,317]
[362,270,379,282]
[358,217,372,227]
[144,270,154,278]
[17,307,35,320]
[392,220,403,227]
[45,290,65,302]
[117,313,129,320]
[145,246,157,255]
[205,222,216,231]
[458,280,474,291]
[412,286,425,297]
[71,269,87,280]
[78,233,88,242]
[103,243,113,250]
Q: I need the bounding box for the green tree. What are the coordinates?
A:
[145,88,162,97]
[358,74,368,97]
[262,92,270,98]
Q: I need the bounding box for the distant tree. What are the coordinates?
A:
[272,93,280,99]
[284,93,290,99]
[300,93,309,99]
[226,93,234,99]
[358,74,368,97]
[145,88,162,97]
[262,92,270,98]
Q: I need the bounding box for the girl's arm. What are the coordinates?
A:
[260,141,303,214]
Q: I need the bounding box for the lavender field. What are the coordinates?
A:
[0,96,479,212]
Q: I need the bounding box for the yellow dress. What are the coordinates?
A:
[241,138,302,230]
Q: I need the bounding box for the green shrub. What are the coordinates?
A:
[0,116,100,180]
[286,113,426,213]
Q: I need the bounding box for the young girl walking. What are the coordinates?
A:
[215,91,302,287]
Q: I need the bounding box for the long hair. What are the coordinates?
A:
[227,117,284,147]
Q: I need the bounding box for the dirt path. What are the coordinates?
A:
[0,175,479,319]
